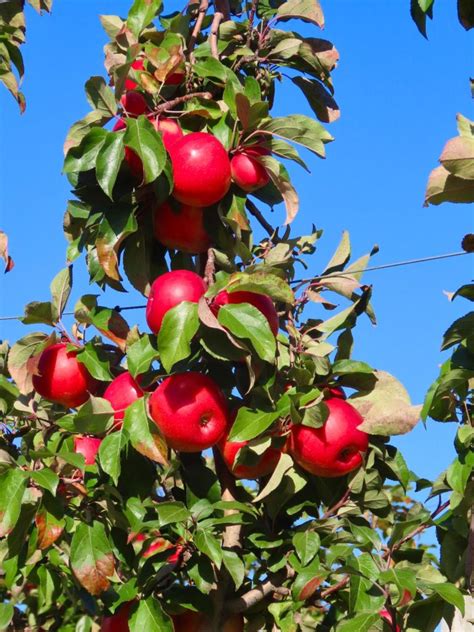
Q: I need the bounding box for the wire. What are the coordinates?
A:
[0,251,470,322]
[290,251,470,285]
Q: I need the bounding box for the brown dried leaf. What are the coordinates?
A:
[0,230,14,273]
[35,508,64,549]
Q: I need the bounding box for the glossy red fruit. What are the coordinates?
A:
[289,398,369,478]
[149,372,229,452]
[153,201,211,254]
[120,91,148,117]
[231,146,270,192]
[74,436,102,465]
[218,431,281,479]
[380,609,401,632]
[125,59,145,91]
[153,117,184,151]
[325,386,346,399]
[172,612,243,632]
[168,132,232,207]
[146,270,206,334]
[33,343,97,408]
[164,69,185,86]
[103,372,144,429]
[101,601,134,632]
[212,290,279,336]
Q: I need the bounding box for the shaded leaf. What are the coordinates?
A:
[439,135,474,179]
[276,0,324,28]
[98,430,129,485]
[424,165,474,206]
[84,76,117,116]
[124,116,166,184]
[96,132,125,199]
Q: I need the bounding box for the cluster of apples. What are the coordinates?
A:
[113,56,270,255]
[32,288,368,480]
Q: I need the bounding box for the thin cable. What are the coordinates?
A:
[0,251,470,322]
[290,251,470,286]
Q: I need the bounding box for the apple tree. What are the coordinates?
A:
[0,1,472,631]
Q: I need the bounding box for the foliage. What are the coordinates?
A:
[0,0,53,111]
[0,1,471,631]
[410,0,473,38]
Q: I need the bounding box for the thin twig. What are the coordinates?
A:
[204,248,216,288]
[245,199,278,240]
[227,567,295,613]
[154,91,213,114]
[320,488,351,520]
[320,575,350,599]
[189,0,209,54]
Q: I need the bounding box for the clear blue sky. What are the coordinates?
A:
[0,1,472,493]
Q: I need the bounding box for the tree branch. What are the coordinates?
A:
[188,0,209,54]
[212,447,242,549]
[153,91,213,115]
[227,567,295,613]
[204,248,216,288]
[245,199,278,240]
[320,488,351,520]
[209,0,230,59]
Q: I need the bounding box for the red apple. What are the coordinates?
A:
[325,386,346,399]
[380,609,401,632]
[289,397,369,477]
[101,601,134,632]
[231,146,270,192]
[153,201,211,254]
[73,436,102,465]
[149,372,229,452]
[212,290,279,336]
[164,68,185,86]
[218,430,281,479]
[172,612,243,632]
[125,59,145,91]
[33,343,98,408]
[153,117,184,152]
[103,372,144,429]
[168,132,232,207]
[120,91,148,117]
[146,270,206,334]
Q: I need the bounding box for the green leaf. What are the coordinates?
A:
[29,468,59,496]
[156,502,190,527]
[293,531,320,566]
[70,521,115,596]
[0,603,14,630]
[124,115,166,184]
[127,0,162,38]
[76,343,113,381]
[441,312,474,350]
[50,266,72,322]
[75,295,130,351]
[348,553,382,614]
[259,114,333,158]
[63,127,108,173]
[446,458,471,494]
[292,557,325,601]
[323,230,351,274]
[22,301,54,325]
[226,271,294,304]
[158,302,199,372]
[96,131,125,199]
[332,359,373,375]
[258,155,299,224]
[74,396,115,434]
[335,613,380,632]
[425,582,465,614]
[0,469,27,537]
[194,529,223,568]
[7,331,54,395]
[228,407,280,442]
[276,0,324,27]
[126,334,159,376]
[218,303,276,363]
[129,597,173,632]
[424,165,474,206]
[253,453,294,502]
[99,430,129,485]
[123,397,168,465]
[291,76,339,123]
[84,76,117,116]
[222,549,245,589]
